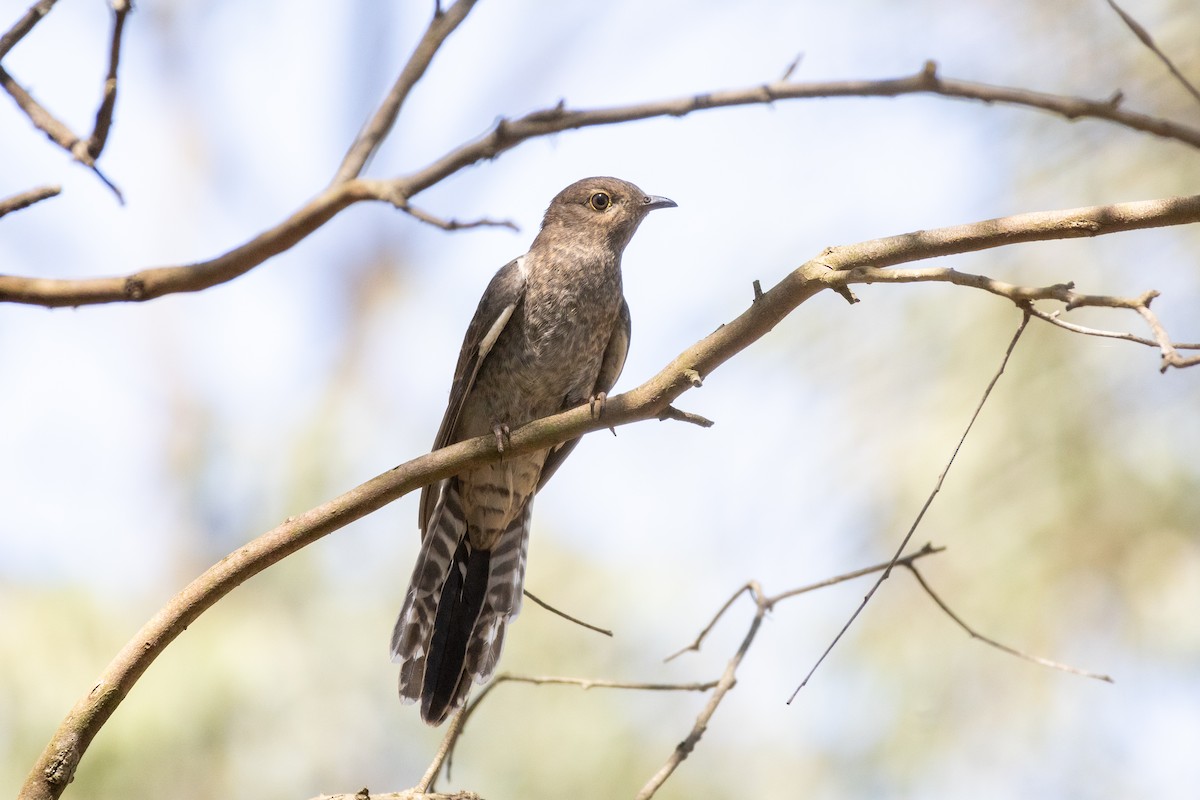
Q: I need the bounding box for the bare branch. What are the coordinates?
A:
[400,200,519,232]
[401,63,1200,196]
[523,590,613,637]
[905,564,1114,682]
[0,64,123,200]
[666,544,945,663]
[1031,306,1200,351]
[1105,0,1200,106]
[19,190,1200,799]
[664,584,756,663]
[6,70,1200,306]
[838,267,1200,365]
[426,673,720,791]
[636,585,765,800]
[789,313,1030,702]
[656,404,715,427]
[0,184,60,218]
[1133,295,1200,371]
[313,791,480,800]
[0,0,58,60]
[86,0,132,159]
[331,0,479,183]
[0,179,376,306]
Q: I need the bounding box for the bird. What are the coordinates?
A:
[390,176,676,725]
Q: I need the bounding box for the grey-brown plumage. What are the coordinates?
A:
[391,177,676,725]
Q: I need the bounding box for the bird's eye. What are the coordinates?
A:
[588,192,612,211]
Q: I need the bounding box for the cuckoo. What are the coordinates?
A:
[391,176,676,725]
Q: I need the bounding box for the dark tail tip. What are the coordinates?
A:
[420,539,491,725]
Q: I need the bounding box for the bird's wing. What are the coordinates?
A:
[536,297,631,491]
[419,257,528,535]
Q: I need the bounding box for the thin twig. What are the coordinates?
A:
[789,312,1030,702]
[636,583,766,800]
[1133,296,1200,371]
[0,184,60,218]
[656,405,715,428]
[835,266,1200,367]
[331,0,479,183]
[86,0,131,159]
[665,544,944,663]
[0,0,58,60]
[523,589,613,637]
[1032,306,1200,351]
[905,563,1114,682]
[1104,0,1200,106]
[0,65,123,200]
[429,673,720,790]
[400,201,519,232]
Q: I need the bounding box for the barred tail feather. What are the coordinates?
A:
[391,481,533,726]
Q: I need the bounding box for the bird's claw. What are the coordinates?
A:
[492,423,511,453]
[589,392,608,419]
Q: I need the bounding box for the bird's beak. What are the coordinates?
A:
[642,195,678,211]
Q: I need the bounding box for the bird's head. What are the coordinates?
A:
[538,176,676,252]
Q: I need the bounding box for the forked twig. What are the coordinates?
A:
[789,311,1030,702]
[0,0,58,60]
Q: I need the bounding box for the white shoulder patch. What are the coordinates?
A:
[479,303,516,363]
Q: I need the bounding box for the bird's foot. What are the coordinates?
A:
[588,391,608,419]
[492,423,511,453]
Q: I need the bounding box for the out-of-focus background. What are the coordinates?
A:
[3,1,1199,797]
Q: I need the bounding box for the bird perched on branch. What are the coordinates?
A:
[391,176,676,725]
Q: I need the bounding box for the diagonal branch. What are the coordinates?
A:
[86,0,131,160]
[0,64,122,199]
[6,70,1200,307]
[331,0,479,184]
[17,194,1200,800]
[1104,0,1200,106]
[905,563,1113,682]
[0,0,58,60]
[0,184,60,218]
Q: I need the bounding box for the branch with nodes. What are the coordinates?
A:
[17,192,1195,800]
[5,60,1200,306]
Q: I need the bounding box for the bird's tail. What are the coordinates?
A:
[391,479,531,725]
